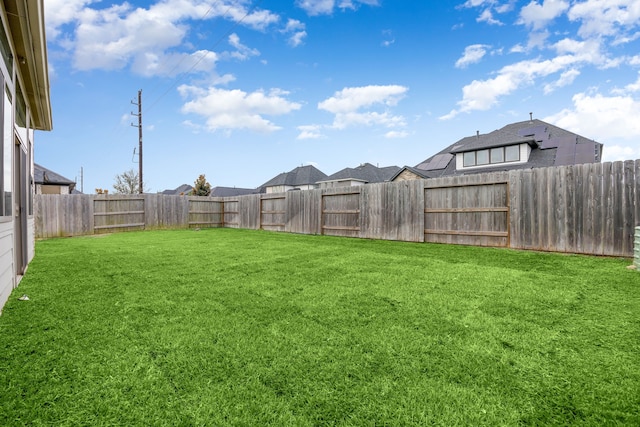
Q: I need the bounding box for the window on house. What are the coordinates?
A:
[476,149,489,165]
[0,22,11,78]
[491,147,504,163]
[463,152,475,167]
[505,145,520,162]
[462,145,521,168]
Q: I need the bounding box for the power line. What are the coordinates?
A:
[145,0,265,114]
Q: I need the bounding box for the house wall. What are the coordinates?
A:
[266,185,293,194]
[37,184,70,195]
[0,0,51,314]
[297,184,318,191]
[267,184,319,193]
[319,180,366,189]
[393,169,423,182]
[0,220,14,312]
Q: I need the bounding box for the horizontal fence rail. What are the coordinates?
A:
[34,160,640,257]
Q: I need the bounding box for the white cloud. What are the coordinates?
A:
[331,111,406,130]
[44,0,92,40]
[385,130,409,139]
[282,19,307,47]
[518,0,569,30]
[46,0,279,74]
[179,85,302,133]
[612,72,640,94]
[318,85,408,129]
[297,125,325,139]
[568,0,640,39]
[455,44,491,68]
[461,0,513,25]
[315,85,409,131]
[381,30,395,47]
[442,56,575,119]
[225,33,260,61]
[543,68,580,93]
[477,9,504,25]
[296,0,379,15]
[297,0,335,15]
[133,50,218,77]
[319,85,407,113]
[602,144,640,162]
[544,92,640,143]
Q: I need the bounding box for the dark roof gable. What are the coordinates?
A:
[34,164,75,186]
[161,184,193,195]
[320,163,400,184]
[260,165,328,188]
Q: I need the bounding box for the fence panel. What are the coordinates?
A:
[188,198,223,228]
[424,176,509,247]
[93,197,145,234]
[238,194,261,230]
[360,180,424,242]
[260,195,286,231]
[34,194,92,238]
[223,198,240,228]
[321,188,361,237]
[286,189,322,235]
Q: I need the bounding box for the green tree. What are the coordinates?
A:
[113,169,147,194]
[190,174,211,196]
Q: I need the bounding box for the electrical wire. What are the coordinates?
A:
[145,0,266,114]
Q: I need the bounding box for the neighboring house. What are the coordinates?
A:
[210,186,259,197]
[161,184,193,195]
[259,165,328,194]
[34,163,75,194]
[317,163,400,189]
[0,0,53,312]
[392,118,603,181]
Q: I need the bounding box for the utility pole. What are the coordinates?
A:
[131,90,143,193]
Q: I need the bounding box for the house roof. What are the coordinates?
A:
[260,165,328,188]
[210,186,258,197]
[34,163,75,186]
[398,119,603,179]
[319,163,400,184]
[161,184,193,195]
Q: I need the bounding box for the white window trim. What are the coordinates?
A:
[456,143,530,170]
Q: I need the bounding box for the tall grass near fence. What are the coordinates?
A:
[1,229,639,425]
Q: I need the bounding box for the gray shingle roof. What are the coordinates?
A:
[210,186,258,197]
[402,119,602,179]
[34,163,75,186]
[260,165,328,188]
[320,163,400,184]
[161,184,193,195]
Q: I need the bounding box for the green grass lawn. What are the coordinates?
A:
[1,229,638,426]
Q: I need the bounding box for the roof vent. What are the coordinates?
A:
[529,112,533,122]
[476,130,479,138]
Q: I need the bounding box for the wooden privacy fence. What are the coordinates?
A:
[34,160,640,257]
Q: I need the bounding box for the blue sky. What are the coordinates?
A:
[38,0,640,193]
